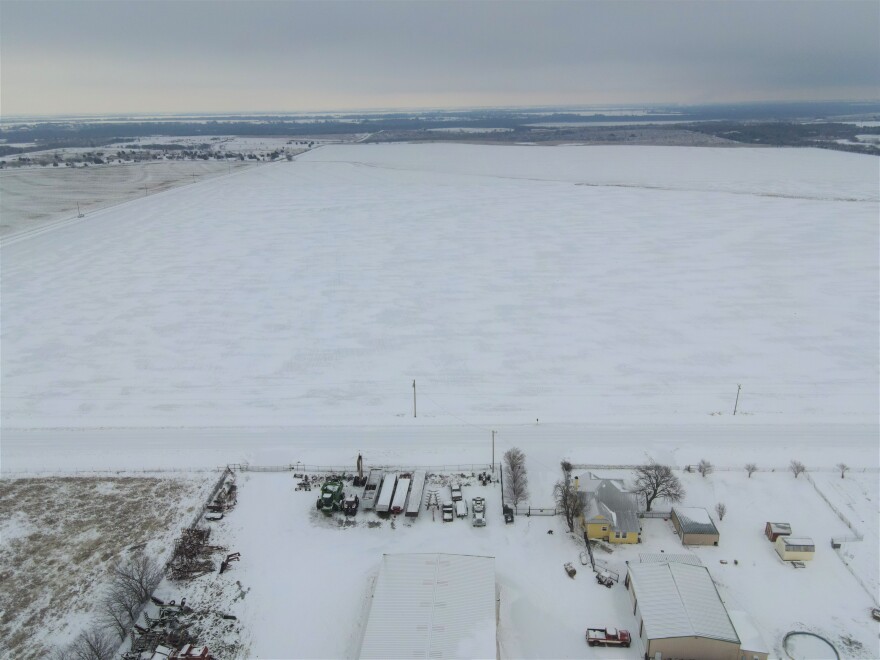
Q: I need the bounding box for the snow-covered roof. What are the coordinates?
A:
[627,562,739,643]
[638,553,703,566]
[767,522,791,534]
[782,536,814,546]
[580,476,640,534]
[359,553,496,660]
[727,610,769,654]
[673,507,719,536]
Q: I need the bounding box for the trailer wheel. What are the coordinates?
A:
[624,642,630,648]
[316,499,322,510]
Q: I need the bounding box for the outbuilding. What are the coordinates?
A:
[625,561,741,660]
[764,522,791,542]
[359,553,497,659]
[775,536,815,561]
[671,507,719,546]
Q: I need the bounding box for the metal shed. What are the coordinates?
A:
[764,522,792,542]
[626,562,741,660]
[671,507,720,546]
[775,536,815,561]
[359,553,497,659]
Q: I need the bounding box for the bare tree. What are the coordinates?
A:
[503,447,529,507]
[58,629,116,660]
[836,463,850,479]
[697,459,714,478]
[101,580,142,640]
[632,463,685,512]
[715,502,727,521]
[789,460,806,478]
[111,553,163,604]
[745,463,757,478]
[554,461,584,533]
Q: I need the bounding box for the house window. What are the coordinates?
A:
[615,532,621,539]
[601,526,608,531]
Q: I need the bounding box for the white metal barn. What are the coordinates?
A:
[359,553,497,660]
[625,562,741,660]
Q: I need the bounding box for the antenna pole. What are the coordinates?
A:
[733,384,742,415]
[491,430,496,472]
[412,380,417,418]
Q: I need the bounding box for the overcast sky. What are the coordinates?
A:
[2,0,878,116]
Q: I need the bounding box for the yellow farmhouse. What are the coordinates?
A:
[577,472,641,544]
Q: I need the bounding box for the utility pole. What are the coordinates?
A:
[733,384,742,415]
[412,380,417,418]
[491,430,496,472]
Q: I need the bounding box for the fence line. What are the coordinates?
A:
[573,464,878,474]
[804,473,863,538]
[639,511,672,519]
[2,467,222,478]
[226,462,494,474]
[512,506,558,517]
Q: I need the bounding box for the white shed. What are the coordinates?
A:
[775,536,815,561]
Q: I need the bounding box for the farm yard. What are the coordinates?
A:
[54,462,875,659]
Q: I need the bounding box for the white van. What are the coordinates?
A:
[455,499,468,518]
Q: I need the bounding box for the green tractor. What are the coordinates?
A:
[316,479,345,514]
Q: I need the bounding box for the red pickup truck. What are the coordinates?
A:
[586,627,631,647]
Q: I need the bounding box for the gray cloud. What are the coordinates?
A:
[2,0,878,115]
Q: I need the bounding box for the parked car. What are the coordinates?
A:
[442,501,454,522]
[450,482,462,501]
[455,499,468,518]
[472,508,486,527]
[503,504,514,524]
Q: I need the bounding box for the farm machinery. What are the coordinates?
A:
[316,479,345,514]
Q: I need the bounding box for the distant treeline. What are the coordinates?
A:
[3,102,878,155]
[686,121,880,152]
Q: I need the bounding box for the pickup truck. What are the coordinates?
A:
[586,627,630,648]
[450,482,462,501]
[472,497,486,527]
[442,501,454,522]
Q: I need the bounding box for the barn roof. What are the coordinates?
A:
[627,562,739,643]
[359,553,496,659]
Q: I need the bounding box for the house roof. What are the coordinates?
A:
[579,475,640,534]
[627,562,739,644]
[359,553,496,659]
[673,507,719,536]
[766,522,791,534]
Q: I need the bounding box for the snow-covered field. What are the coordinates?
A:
[0,160,253,239]
[1,144,877,430]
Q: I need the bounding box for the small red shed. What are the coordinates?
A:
[765,522,792,542]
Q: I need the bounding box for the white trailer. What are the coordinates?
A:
[390,477,411,514]
[405,471,427,517]
[361,470,383,511]
[375,473,398,514]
